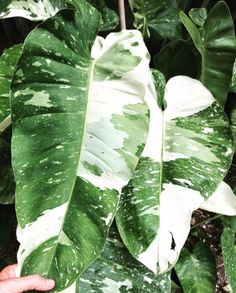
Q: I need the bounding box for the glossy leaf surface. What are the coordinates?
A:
[189,8,207,27]
[180,2,236,107]
[116,75,234,274]
[11,3,150,292]
[175,242,216,293]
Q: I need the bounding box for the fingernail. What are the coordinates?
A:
[46,279,55,287]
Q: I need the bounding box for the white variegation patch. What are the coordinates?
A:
[0,0,65,21]
[201,182,236,215]
[78,31,150,192]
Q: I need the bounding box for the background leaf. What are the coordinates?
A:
[78,225,171,293]
[180,2,236,107]
[0,0,11,12]
[0,44,22,125]
[221,226,236,292]
[175,242,216,293]
[154,40,200,80]
[128,0,181,39]
[189,8,207,27]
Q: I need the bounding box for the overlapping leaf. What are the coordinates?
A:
[180,1,236,107]
[175,242,216,293]
[128,0,181,39]
[11,2,150,291]
[116,74,234,274]
[78,225,171,293]
[0,44,22,133]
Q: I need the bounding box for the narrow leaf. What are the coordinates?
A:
[116,75,234,274]
[11,3,150,292]
[129,0,181,39]
[175,242,216,293]
[78,225,171,293]
[221,227,236,293]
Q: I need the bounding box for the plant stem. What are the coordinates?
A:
[118,0,126,30]
[201,0,210,8]
[191,214,223,230]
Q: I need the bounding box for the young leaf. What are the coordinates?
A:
[0,44,22,132]
[221,227,236,293]
[175,242,216,293]
[11,3,150,292]
[116,75,234,274]
[180,2,236,107]
[0,0,66,21]
[128,0,181,39]
[189,8,207,27]
[78,225,171,293]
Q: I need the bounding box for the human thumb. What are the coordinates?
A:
[0,275,55,293]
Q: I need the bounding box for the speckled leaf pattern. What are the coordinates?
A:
[78,225,171,293]
[116,75,234,274]
[0,0,66,20]
[221,227,236,293]
[0,44,22,130]
[175,242,216,293]
[11,3,150,292]
[180,2,236,107]
[230,59,236,93]
[128,0,181,39]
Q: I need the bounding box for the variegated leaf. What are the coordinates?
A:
[11,3,150,292]
[116,75,234,274]
[0,44,22,133]
[0,0,66,21]
[78,225,171,293]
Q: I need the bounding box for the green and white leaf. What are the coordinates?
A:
[230,58,236,93]
[11,3,150,292]
[0,0,66,21]
[221,227,236,293]
[128,0,181,39]
[116,75,234,274]
[200,182,236,216]
[180,1,236,107]
[175,242,216,293]
[0,44,22,133]
[0,0,11,12]
[78,225,171,293]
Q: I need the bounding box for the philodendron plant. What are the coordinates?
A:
[0,0,236,292]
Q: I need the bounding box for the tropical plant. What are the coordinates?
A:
[0,0,236,292]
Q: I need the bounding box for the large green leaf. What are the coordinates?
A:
[175,242,216,293]
[0,44,22,132]
[78,225,171,292]
[11,3,150,292]
[221,227,236,293]
[154,40,200,80]
[128,0,181,39]
[0,0,66,20]
[180,1,236,107]
[189,8,207,27]
[116,75,234,274]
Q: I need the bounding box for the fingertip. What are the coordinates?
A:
[45,278,55,289]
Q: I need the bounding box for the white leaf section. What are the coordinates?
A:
[78,31,150,192]
[164,76,214,120]
[0,0,64,21]
[16,203,68,277]
[200,181,236,215]
[138,184,204,274]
